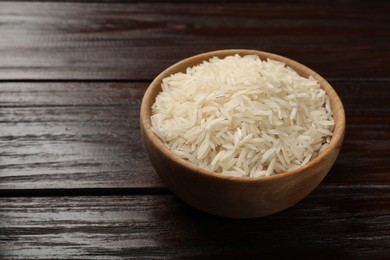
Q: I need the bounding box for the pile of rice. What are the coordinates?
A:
[151,54,334,177]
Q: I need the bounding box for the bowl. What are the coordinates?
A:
[140,49,345,218]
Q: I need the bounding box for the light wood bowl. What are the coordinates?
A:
[140,49,345,218]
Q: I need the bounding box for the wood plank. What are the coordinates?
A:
[0,81,389,190]
[0,82,163,190]
[0,2,389,80]
[322,80,390,186]
[0,190,389,259]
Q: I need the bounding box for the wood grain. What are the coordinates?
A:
[0,191,389,259]
[0,2,389,80]
[1,80,389,191]
[0,82,163,190]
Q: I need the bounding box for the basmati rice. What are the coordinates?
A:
[151,54,334,177]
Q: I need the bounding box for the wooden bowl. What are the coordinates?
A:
[140,49,345,218]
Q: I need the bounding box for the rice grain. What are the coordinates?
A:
[151,54,334,177]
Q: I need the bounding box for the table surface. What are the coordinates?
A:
[0,1,389,259]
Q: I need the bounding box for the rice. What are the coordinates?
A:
[151,54,334,177]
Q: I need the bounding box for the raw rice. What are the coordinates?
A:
[151,54,334,177]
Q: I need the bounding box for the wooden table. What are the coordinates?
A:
[1,1,389,258]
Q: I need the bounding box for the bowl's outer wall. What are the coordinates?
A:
[141,122,343,218]
[140,49,346,218]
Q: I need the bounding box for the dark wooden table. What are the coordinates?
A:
[1,1,389,259]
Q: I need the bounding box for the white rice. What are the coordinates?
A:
[151,54,334,177]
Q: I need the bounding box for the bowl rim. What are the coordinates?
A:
[140,49,346,183]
